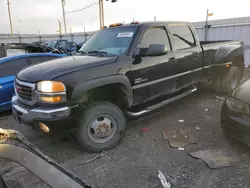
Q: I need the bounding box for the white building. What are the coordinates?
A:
[192,16,250,67]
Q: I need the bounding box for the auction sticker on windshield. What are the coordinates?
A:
[117,32,134,37]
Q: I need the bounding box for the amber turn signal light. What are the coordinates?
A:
[39,96,63,103]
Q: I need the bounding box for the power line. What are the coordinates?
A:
[65,0,98,14]
[65,0,118,29]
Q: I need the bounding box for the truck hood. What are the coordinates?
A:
[17,55,118,82]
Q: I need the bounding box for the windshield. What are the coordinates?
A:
[80,26,138,56]
[47,41,57,48]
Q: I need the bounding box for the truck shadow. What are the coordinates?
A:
[0,110,12,119]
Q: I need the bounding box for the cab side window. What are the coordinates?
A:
[140,27,171,50]
[169,25,196,50]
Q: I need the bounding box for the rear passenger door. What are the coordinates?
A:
[129,26,178,103]
[168,24,202,88]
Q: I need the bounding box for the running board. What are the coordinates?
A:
[125,86,197,117]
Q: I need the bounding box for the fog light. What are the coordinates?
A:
[39,122,50,133]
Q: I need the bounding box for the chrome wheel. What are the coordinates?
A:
[88,115,117,143]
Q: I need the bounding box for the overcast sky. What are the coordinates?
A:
[1,0,250,34]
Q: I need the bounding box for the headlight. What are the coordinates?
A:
[226,97,250,115]
[37,81,66,93]
[36,81,66,103]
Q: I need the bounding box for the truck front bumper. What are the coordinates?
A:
[11,95,79,132]
[12,95,72,122]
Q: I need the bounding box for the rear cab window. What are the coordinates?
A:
[168,24,196,50]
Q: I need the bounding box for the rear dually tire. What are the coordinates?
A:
[212,66,242,94]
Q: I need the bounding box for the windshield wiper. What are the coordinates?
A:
[87,50,107,57]
[79,51,86,55]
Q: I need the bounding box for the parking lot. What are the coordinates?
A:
[1,78,250,188]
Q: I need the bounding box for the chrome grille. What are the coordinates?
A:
[15,79,36,105]
[15,82,32,101]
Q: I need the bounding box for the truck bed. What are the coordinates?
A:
[200,40,234,45]
[200,40,244,79]
[200,40,243,66]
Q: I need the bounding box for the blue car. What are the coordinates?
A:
[0,53,65,112]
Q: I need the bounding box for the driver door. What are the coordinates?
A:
[128,26,178,104]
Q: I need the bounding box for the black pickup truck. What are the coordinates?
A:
[12,21,244,152]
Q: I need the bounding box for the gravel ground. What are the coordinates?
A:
[1,78,250,188]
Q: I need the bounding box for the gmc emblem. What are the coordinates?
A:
[15,85,22,93]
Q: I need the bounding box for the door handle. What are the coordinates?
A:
[193,52,199,58]
[169,57,177,63]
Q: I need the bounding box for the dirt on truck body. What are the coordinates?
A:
[11,21,244,152]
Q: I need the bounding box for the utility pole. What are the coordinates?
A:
[99,0,118,29]
[99,0,104,29]
[204,9,209,41]
[7,0,14,36]
[58,20,62,36]
[204,9,213,41]
[17,31,21,43]
[84,26,87,42]
[61,0,67,33]
[38,30,42,42]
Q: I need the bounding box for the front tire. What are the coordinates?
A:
[212,66,241,94]
[77,101,126,152]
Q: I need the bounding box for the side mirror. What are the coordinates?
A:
[147,44,168,56]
